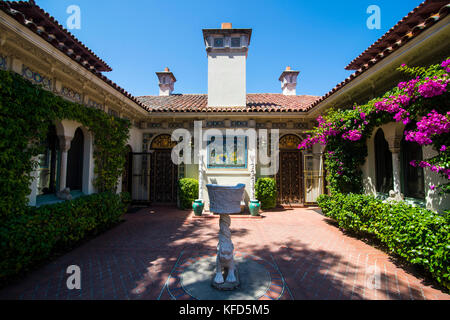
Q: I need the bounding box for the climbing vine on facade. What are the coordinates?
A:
[299,59,450,195]
[0,70,131,218]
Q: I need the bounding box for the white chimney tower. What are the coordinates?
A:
[203,23,252,107]
[279,67,300,96]
[156,68,176,96]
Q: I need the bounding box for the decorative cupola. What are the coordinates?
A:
[203,23,252,107]
[279,66,300,96]
[156,67,176,96]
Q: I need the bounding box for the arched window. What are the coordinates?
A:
[374,129,393,193]
[401,125,425,199]
[67,128,84,191]
[38,125,60,195]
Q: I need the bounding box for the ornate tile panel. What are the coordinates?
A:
[22,65,52,90]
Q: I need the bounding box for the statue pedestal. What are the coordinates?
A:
[211,269,240,291]
[211,214,240,290]
[206,184,245,291]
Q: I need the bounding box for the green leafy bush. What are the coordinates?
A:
[255,178,277,209]
[0,192,126,284]
[178,178,198,210]
[317,193,450,291]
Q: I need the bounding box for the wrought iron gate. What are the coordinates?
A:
[303,153,325,205]
[277,150,303,205]
[130,152,152,204]
[150,150,178,204]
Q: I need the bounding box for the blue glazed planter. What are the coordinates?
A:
[192,199,204,216]
[249,200,261,216]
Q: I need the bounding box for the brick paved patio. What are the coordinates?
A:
[0,207,448,300]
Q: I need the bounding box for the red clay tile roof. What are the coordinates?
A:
[0,1,150,113]
[0,1,112,72]
[346,0,449,71]
[137,94,319,113]
[309,0,449,109]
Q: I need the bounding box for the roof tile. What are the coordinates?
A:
[137,94,319,113]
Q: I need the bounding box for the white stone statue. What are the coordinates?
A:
[56,188,72,201]
[383,190,404,204]
[214,214,237,284]
[206,183,245,290]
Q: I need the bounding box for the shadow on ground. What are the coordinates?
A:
[0,206,447,300]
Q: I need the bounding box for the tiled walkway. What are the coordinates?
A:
[0,207,448,300]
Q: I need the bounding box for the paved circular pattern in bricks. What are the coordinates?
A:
[168,252,286,300]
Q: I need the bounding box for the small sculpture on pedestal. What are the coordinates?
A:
[206,183,245,291]
[384,190,404,204]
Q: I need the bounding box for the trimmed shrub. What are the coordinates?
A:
[255,178,277,209]
[317,193,450,291]
[179,178,199,210]
[0,192,126,284]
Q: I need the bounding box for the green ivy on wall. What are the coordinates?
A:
[0,69,131,219]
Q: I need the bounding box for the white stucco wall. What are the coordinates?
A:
[208,52,246,107]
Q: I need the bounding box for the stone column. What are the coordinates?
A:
[59,136,72,191]
[249,152,256,200]
[198,152,204,200]
[391,152,401,193]
[387,137,402,193]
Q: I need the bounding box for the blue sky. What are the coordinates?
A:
[36,0,423,97]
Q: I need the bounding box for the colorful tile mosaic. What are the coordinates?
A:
[231,121,248,127]
[169,122,184,129]
[87,99,103,110]
[22,65,52,90]
[272,123,287,129]
[206,121,224,128]
[61,86,82,102]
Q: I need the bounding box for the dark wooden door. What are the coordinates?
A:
[67,128,84,191]
[150,150,178,204]
[277,150,303,205]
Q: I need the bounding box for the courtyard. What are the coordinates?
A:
[1,207,448,300]
[0,0,449,305]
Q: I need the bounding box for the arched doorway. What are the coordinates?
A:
[150,134,178,204]
[122,145,132,194]
[67,128,84,191]
[38,125,60,195]
[374,129,393,193]
[401,125,425,199]
[276,134,303,205]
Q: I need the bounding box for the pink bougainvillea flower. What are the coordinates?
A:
[431,166,440,173]
[440,145,447,152]
[405,110,450,145]
[409,161,417,167]
[342,130,362,142]
[419,161,431,168]
[418,80,447,98]
[429,185,436,191]
[441,59,450,72]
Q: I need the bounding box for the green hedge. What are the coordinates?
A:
[0,192,127,283]
[317,193,450,291]
[0,69,130,220]
[255,178,277,209]
[178,178,198,210]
